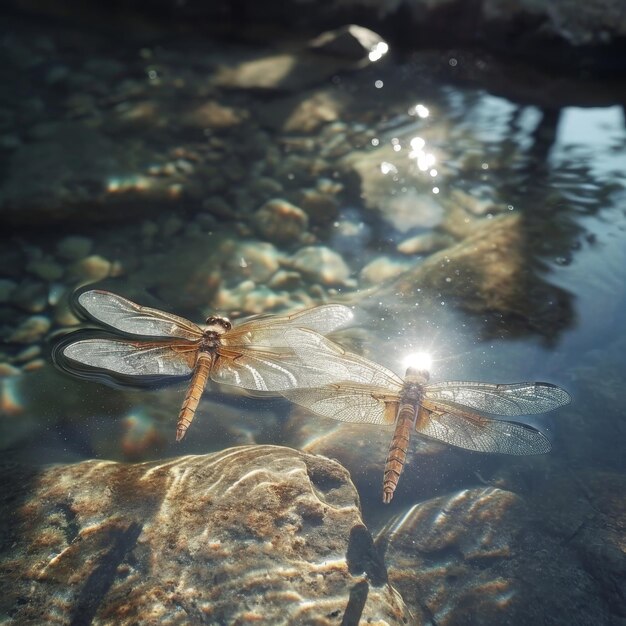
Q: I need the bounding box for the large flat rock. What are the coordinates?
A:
[0,445,407,625]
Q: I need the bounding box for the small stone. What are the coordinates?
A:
[7,315,51,344]
[54,301,82,327]
[13,345,42,363]
[224,242,283,283]
[298,188,339,225]
[283,91,342,133]
[202,196,236,219]
[48,283,67,306]
[0,363,22,377]
[11,281,48,313]
[21,359,46,372]
[359,256,412,285]
[449,189,499,216]
[56,236,93,261]
[69,255,113,281]
[397,232,455,255]
[0,279,17,303]
[26,258,64,281]
[291,246,352,286]
[250,177,284,197]
[309,25,389,63]
[182,100,248,129]
[253,199,309,245]
[268,270,302,290]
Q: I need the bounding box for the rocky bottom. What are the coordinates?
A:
[1,444,624,625]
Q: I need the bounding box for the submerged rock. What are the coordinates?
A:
[253,198,309,245]
[0,446,407,624]
[6,315,51,344]
[290,246,353,286]
[56,235,94,261]
[380,471,626,624]
[367,213,574,341]
[342,142,447,233]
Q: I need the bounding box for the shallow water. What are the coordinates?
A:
[1,12,625,624]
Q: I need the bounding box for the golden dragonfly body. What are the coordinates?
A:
[281,329,570,502]
[54,290,353,441]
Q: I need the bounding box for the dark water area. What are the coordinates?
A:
[0,5,625,625]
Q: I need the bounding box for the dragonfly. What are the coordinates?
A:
[53,289,353,441]
[280,329,571,503]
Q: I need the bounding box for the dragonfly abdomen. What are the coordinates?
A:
[382,402,417,503]
[176,354,214,441]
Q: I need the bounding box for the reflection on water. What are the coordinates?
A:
[0,12,625,623]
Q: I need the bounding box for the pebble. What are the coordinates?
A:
[250,177,284,197]
[253,199,309,245]
[54,300,82,327]
[56,236,93,260]
[202,196,236,219]
[69,255,113,281]
[290,246,352,286]
[13,345,42,363]
[12,281,48,313]
[48,283,66,306]
[21,359,46,372]
[224,241,283,283]
[26,258,64,281]
[309,25,388,62]
[0,279,17,303]
[359,256,412,285]
[0,363,22,377]
[7,315,51,344]
[449,189,499,216]
[298,188,339,225]
[182,100,248,129]
[268,270,302,290]
[397,232,455,255]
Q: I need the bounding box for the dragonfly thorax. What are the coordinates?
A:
[199,330,223,352]
[401,380,426,404]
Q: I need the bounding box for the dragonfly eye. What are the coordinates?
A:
[206,315,231,331]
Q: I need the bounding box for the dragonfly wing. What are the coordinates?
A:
[211,348,302,391]
[283,328,404,389]
[424,381,570,416]
[416,401,551,454]
[233,304,354,337]
[76,290,203,340]
[59,336,196,378]
[282,384,397,425]
[216,327,403,393]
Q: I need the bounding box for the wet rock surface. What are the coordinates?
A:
[363,213,574,340]
[379,473,626,625]
[0,445,407,625]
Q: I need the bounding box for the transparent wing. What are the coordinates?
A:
[281,328,404,389]
[76,290,203,340]
[61,337,196,377]
[416,401,551,455]
[214,325,402,393]
[231,304,354,337]
[424,381,570,416]
[282,383,398,425]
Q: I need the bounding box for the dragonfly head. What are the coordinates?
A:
[205,315,232,333]
[404,367,430,385]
